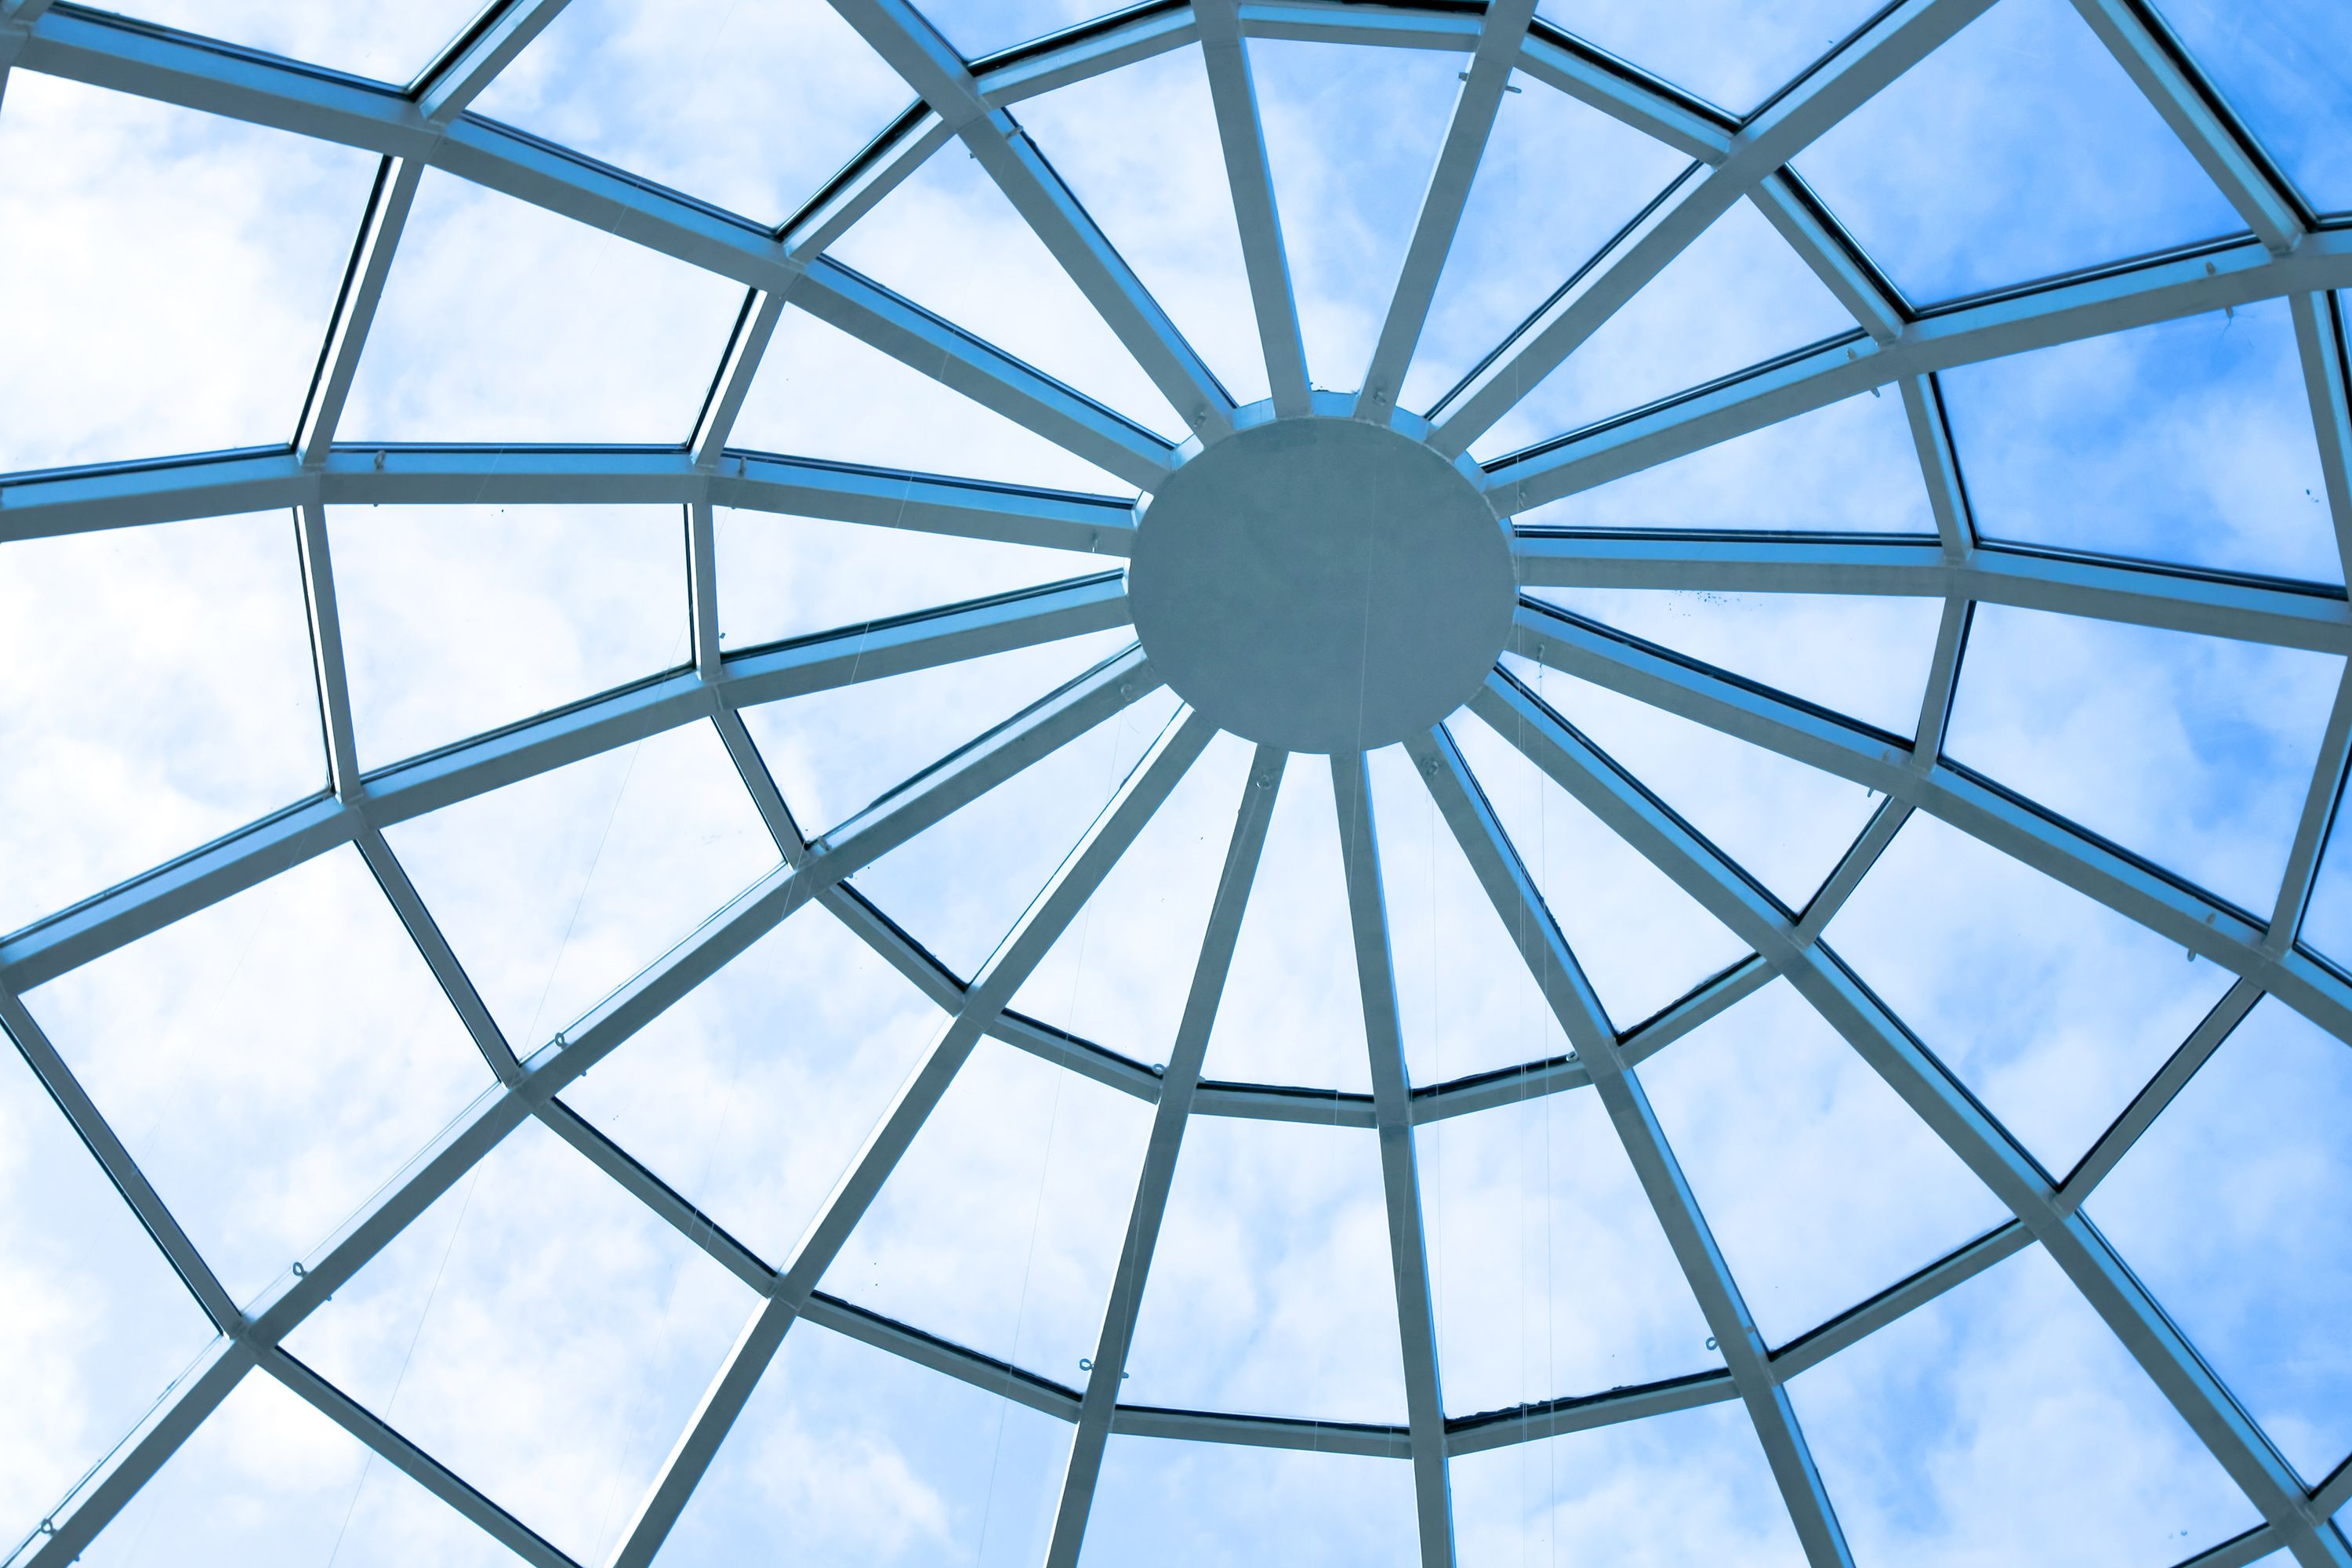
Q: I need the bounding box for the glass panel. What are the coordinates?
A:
[1797,0,2245,305]
[103,1,485,82]
[0,74,371,472]
[1426,1088,1722,1416]
[851,689,1182,982]
[1542,0,1893,116]
[560,899,941,1265]
[1248,40,1465,393]
[1824,811,2235,1173]
[1785,1245,2262,1565]
[0,513,323,935]
[828,1040,1153,1377]
[1123,1117,1406,1421]
[1471,198,1852,462]
[382,718,775,1048]
[823,143,1184,439]
[1018,48,1272,409]
[1448,705,1751,1029]
[926,0,1114,59]
[1639,978,2009,1348]
[281,1116,758,1566]
[469,0,909,225]
[716,509,1112,651]
[660,1319,1073,1564]
[1535,667,1883,910]
[1452,1400,1806,1565]
[1085,1439,1419,1566]
[1405,98,1692,417]
[1197,755,1374,1091]
[1366,744,1573,1087]
[1944,606,2342,914]
[2158,0,2352,216]
[340,170,742,443]
[2301,801,2352,971]
[730,303,1134,492]
[740,630,1134,837]
[330,503,688,771]
[24,844,492,1307]
[2088,999,2352,1483]
[1523,589,1944,736]
[77,1367,529,1567]
[0,1042,216,1546]
[1940,299,2339,583]
[1011,731,1254,1064]
[1514,389,1935,535]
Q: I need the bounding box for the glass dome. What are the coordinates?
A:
[2,0,2350,1562]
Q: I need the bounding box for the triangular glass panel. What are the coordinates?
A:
[341,170,742,442]
[1018,48,1272,408]
[1824,811,2236,1173]
[926,0,1113,58]
[1085,1439,1420,1566]
[659,1318,1073,1564]
[730,303,1134,492]
[0,1040,218,1541]
[1451,1399,1809,1565]
[75,1366,530,1567]
[823,144,1184,438]
[716,507,1116,650]
[740,629,1134,837]
[1525,587,1944,737]
[2299,805,2352,971]
[0,73,371,471]
[1515,388,1935,535]
[2087,998,2352,1483]
[381,717,776,1050]
[469,0,911,225]
[1796,0,2245,305]
[1197,756,1374,1091]
[826,1039,1154,1377]
[1425,1090,1722,1416]
[330,503,689,771]
[281,1115,758,1566]
[1471,197,1853,462]
[1404,90,1691,416]
[1448,706,1753,1028]
[24,844,492,1306]
[1944,605,2343,913]
[850,687,1182,979]
[1545,0,1895,115]
[1365,743,1573,1087]
[1639,978,2010,1348]
[1249,40,1465,390]
[2158,0,2352,216]
[1010,731,1254,1065]
[1784,1244,2262,1564]
[1123,1116,1407,1422]
[560,898,940,1265]
[0,514,322,935]
[1530,667,1884,909]
[103,2,485,82]
[1939,298,2342,583]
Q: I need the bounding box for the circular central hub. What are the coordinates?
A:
[1127,416,1515,753]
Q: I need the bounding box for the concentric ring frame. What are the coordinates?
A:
[3,0,2351,1563]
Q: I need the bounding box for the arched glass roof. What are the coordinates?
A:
[3,0,2351,1563]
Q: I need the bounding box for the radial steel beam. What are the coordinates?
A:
[1329,750,1454,1567]
[691,291,789,465]
[1357,0,1542,419]
[1750,172,1905,345]
[1474,670,2352,1568]
[1428,0,1998,455]
[2270,669,2352,946]
[604,710,1213,1568]
[1046,747,1284,1568]
[417,0,573,123]
[2290,292,2352,577]
[293,503,363,801]
[1898,372,1976,558]
[1196,0,1312,416]
[296,157,423,465]
[1407,727,1853,1567]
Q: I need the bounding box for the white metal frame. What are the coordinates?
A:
[3,0,2350,1563]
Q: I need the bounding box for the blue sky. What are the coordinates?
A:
[4,0,2352,1563]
